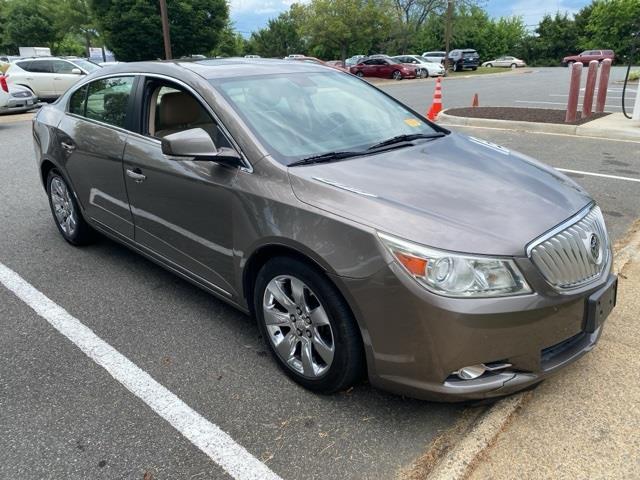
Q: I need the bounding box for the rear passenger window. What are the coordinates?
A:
[26,61,53,73]
[69,85,88,115]
[85,76,134,129]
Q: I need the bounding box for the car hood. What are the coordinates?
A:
[288,133,592,256]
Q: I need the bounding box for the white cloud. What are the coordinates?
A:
[508,0,581,26]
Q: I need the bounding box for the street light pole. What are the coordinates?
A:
[159,0,172,60]
[443,0,453,74]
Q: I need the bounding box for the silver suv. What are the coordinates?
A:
[6,57,101,100]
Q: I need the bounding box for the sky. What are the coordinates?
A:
[230,0,591,37]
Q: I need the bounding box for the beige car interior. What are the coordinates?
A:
[149,86,230,148]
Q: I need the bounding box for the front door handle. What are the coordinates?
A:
[126,168,146,183]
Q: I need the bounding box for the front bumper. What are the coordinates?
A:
[337,257,614,402]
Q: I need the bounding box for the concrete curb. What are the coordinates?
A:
[423,225,640,480]
[438,109,640,142]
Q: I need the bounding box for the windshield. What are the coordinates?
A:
[212,71,440,164]
[71,59,102,72]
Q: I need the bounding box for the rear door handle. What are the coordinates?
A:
[126,168,146,183]
[60,141,76,152]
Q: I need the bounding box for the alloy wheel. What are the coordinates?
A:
[50,177,77,236]
[262,275,335,378]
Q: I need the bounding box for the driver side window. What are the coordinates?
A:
[145,81,230,149]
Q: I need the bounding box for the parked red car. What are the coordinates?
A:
[562,50,615,66]
[349,57,417,80]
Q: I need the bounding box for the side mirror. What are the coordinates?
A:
[71,68,83,75]
[161,128,242,166]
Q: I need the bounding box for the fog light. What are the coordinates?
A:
[455,364,486,380]
[453,362,513,380]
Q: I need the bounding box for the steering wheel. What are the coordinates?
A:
[325,112,350,137]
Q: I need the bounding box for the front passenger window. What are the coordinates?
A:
[85,76,134,129]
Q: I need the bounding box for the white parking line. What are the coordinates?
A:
[556,168,640,183]
[0,262,282,480]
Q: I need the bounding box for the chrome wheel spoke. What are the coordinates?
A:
[300,340,315,376]
[312,332,334,365]
[263,306,290,326]
[290,277,306,309]
[266,281,296,313]
[310,306,330,327]
[275,332,298,361]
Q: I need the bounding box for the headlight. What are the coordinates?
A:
[378,232,532,297]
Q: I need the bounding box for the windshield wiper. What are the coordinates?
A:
[367,132,446,150]
[288,151,368,167]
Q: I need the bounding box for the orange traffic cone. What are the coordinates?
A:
[427,77,443,120]
[472,93,479,107]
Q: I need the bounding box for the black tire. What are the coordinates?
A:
[510,63,517,69]
[46,169,95,246]
[454,62,460,72]
[420,69,428,79]
[392,70,402,80]
[485,63,493,68]
[471,67,477,71]
[355,71,364,77]
[254,256,365,394]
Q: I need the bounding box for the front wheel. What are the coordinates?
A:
[419,69,428,79]
[355,71,364,77]
[485,63,493,68]
[392,70,403,80]
[46,169,94,245]
[510,63,517,69]
[254,257,365,394]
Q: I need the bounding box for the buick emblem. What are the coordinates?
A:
[589,233,601,262]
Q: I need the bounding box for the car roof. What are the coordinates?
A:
[98,58,334,81]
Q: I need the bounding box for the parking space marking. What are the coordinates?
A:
[514,100,623,109]
[556,168,640,183]
[0,262,282,480]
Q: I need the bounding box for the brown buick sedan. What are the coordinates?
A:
[33,59,617,401]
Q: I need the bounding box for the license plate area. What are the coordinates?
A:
[584,276,617,333]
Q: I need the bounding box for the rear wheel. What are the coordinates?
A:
[419,69,428,79]
[392,70,403,80]
[46,169,94,245]
[510,63,517,69]
[485,63,493,68]
[254,257,364,394]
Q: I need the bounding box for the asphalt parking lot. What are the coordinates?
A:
[379,66,637,114]
[1,72,639,479]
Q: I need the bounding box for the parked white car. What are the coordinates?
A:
[422,51,446,64]
[5,57,101,100]
[0,75,39,114]
[482,56,527,68]
[392,55,445,78]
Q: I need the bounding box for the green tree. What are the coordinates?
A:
[582,0,640,63]
[91,0,228,61]
[532,12,580,65]
[247,6,306,58]
[302,0,395,61]
[211,24,247,57]
[3,0,58,50]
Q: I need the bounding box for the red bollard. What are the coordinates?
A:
[565,62,583,123]
[582,60,598,118]
[596,58,612,113]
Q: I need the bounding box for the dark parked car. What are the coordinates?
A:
[448,49,480,71]
[349,57,416,80]
[32,59,616,401]
[562,50,615,66]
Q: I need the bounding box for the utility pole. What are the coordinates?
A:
[159,0,172,60]
[443,0,453,74]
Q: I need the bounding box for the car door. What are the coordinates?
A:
[15,60,56,98]
[52,60,84,96]
[121,78,239,295]
[57,76,136,239]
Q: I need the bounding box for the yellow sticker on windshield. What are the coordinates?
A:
[404,118,421,127]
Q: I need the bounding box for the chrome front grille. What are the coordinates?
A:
[529,206,609,290]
